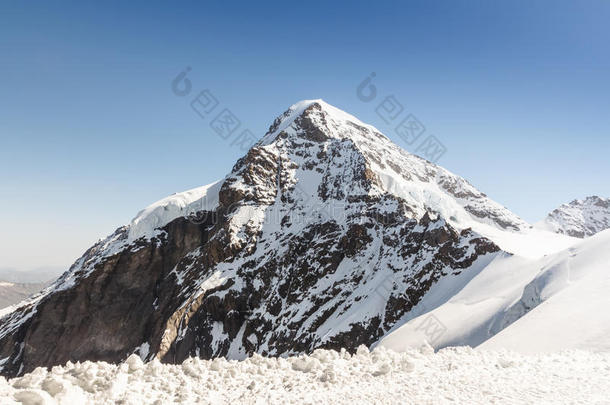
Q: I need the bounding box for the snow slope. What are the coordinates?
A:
[378,229,610,353]
[536,196,610,238]
[479,229,610,353]
[128,180,222,242]
[1,347,608,405]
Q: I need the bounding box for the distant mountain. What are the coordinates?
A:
[0,268,57,311]
[0,99,582,377]
[536,196,610,238]
[0,267,63,284]
[0,282,48,311]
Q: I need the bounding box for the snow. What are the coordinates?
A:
[378,229,610,353]
[465,223,577,259]
[479,229,610,353]
[1,347,608,404]
[127,180,222,242]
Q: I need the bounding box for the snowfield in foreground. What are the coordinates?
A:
[2,346,609,405]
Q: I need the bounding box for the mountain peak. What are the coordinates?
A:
[260,99,382,146]
[537,196,610,238]
[572,195,610,207]
[132,100,527,245]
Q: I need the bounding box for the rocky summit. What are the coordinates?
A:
[0,100,528,377]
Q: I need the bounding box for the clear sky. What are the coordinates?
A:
[1,0,609,272]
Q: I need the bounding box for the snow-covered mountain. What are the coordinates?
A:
[536,196,610,238]
[0,100,588,377]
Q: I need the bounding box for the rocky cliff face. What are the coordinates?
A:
[0,100,519,377]
[536,196,610,238]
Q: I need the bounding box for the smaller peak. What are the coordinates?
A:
[539,194,610,238]
[585,196,610,208]
[569,196,609,206]
[584,195,608,202]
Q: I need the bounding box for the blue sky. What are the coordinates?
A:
[1,0,609,271]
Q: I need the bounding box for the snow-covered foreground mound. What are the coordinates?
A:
[2,347,609,405]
